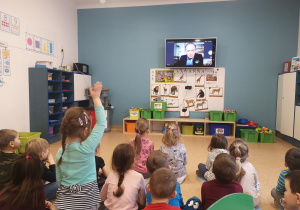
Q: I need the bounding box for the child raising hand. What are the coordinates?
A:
[55,81,106,210]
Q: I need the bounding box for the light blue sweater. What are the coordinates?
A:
[56,106,106,186]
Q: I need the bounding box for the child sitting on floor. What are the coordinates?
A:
[0,129,20,191]
[197,134,228,181]
[271,148,300,209]
[146,150,184,208]
[130,118,154,179]
[143,168,181,210]
[95,143,109,192]
[160,123,188,184]
[100,144,146,210]
[25,138,58,201]
[201,153,243,210]
[229,139,261,208]
[281,170,300,210]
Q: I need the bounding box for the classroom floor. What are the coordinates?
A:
[50,128,296,210]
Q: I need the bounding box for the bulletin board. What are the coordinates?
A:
[150,68,225,114]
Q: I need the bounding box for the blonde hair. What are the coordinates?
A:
[162,123,181,147]
[25,138,49,156]
[133,118,149,155]
[229,139,248,183]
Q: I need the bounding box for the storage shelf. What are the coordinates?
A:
[49,112,64,116]
[48,80,61,83]
[48,91,62,93]
[123,117,235,137]
[49,133,61,138]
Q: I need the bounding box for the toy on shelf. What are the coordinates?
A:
[162,123,168,133]
[223,109,237,122]
[195,124,204,135]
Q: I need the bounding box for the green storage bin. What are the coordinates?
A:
[240,129,259,142]
[182,124,194,135]
[210,111,223,121]
[140,109,152,119]
[151,101,167,111]
[224,112,237,122]
[18,132,42,153]
[153,110,165,119]
[260,132,275,143]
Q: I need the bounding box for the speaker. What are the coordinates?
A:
[73,63,89,74]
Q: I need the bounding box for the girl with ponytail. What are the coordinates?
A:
[229,139,261,208]
[55,82,106,210]
[100,144,146,210]
[129,118,154,179]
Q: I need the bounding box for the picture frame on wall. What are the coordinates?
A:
[283,61,290,73]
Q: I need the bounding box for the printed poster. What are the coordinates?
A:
[26,33,34,51]
[0,12,10,33]
[34,36,42,52]
[11,16,20,35]
[155,70,174,83]
[0,78,3,86]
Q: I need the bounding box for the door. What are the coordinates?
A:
[294,106,300,140]
[280,73,296,137]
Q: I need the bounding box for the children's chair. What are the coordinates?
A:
[208,193,254,210]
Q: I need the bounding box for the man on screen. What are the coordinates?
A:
[177,43,203,67]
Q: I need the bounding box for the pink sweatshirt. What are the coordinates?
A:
[130,136,154,173]
[100,170,146,210]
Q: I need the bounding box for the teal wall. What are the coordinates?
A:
[78,0,300,129]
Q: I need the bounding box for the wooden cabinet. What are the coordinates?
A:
[123,117,236,138]
[276,72,296,137]
[29,68,74,143]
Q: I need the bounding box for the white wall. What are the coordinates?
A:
[0,0,78,131]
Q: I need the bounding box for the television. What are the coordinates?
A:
[165,38,217,68]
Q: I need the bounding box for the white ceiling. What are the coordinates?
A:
[70,0,233,9]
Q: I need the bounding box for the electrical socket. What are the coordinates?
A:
[61,48,64,52]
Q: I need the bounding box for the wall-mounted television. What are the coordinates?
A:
[165,38,217,68]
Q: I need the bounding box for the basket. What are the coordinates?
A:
[182,124,194,135]
[129,108,140,119]
[260,132,275,143]
[210,111,223,121]
[18,132,42,153]
[125,122,136,133]
[240,129,259,142]
[224,112,237,122]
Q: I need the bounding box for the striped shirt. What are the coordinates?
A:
[276,169,291,194]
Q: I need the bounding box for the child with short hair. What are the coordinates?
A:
[130,118,154,179]
[271,148,300,208]
[0,129,20,190]
[0,153,52,209]
[55,82,106,210]
[160,123,188,184]
[25,138,58,201]
[229,139,260,208]
[95,143,109,192]
[146,150,184,208]
[143,168,181,210]
[197,134,228,181]
[100,143,146,210]
[281,170,300,210]
[201,153,243,210]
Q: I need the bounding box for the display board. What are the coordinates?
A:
[150,68,225,115]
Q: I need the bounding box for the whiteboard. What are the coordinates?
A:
[150,68,225,112]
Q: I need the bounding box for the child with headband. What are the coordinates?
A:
[130,118,154,179]
[160,123,188,184]
[55,82,106,210]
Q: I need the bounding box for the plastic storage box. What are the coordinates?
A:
[49,106,54,114]
[210,111,223,121]
[260,132,275,143]
[19,132,42,153]
[151,101,167,111]
[195,124,204,135]
[49,126,54,136]
[125,121,136,133]
[48,85,53,91]
[224,112,237,122]
[240,129,259,142]
[182,124,194,135]
[129,108,140,119]
[140,109,152,119]
[153,110,165,119]
[48,73,53,80]
[210,124,230,136]
[49,99,55,103]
